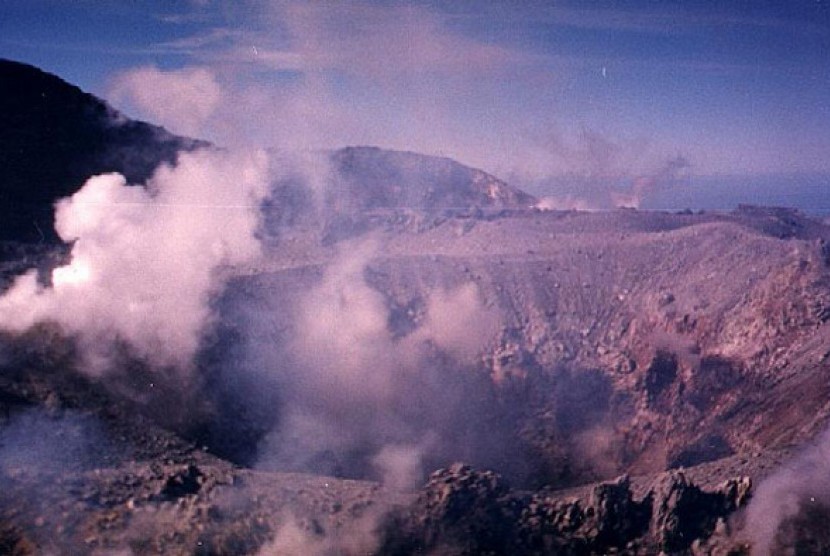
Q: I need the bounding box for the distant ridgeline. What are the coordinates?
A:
[328,146,536,213]
[0,59,538,245]
[263,145,539,243]
[0,59,207,243]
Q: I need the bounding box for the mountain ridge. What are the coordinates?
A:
[1,59,537,245]
[0,59,208,242]
[5,58,830,554]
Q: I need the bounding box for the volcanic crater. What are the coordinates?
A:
[2,59,830,555]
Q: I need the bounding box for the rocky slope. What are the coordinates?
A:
[219,207,830,483]
[4,200,830,555]
[328,146,537,213]
[6,206,827,553]
[3,60,830,554]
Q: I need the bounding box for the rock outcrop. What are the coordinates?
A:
[385,464,752,555]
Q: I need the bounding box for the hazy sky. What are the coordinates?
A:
[2,0,829,183]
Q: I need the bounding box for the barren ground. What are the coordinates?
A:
[3,207,830,554]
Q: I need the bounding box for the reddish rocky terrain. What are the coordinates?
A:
[3,59,830,555]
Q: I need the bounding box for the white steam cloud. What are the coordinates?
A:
[534,195,596,212]
[258,512,382,556]
[372,444,424,492]
[527,130,692,211]
[288,239,498,404]
[109,66,224,137]
[0,148,271,374]
[107,0,547,167]
[291,240,401,402]
[416,282,499,361]
[743,428,830,554]
[255,237,501,486]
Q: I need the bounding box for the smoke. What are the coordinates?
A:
[613,154,691,209]
[289,240,403,401]
[0,148,271,375]
[533,155,691,211]
[2,0,707,504]
[416,283,499,361]
[106,0,551,170]
[103,2,704,203]
[0,408,124,554]
[742,428,830,554]
[242,236,505,486]
[572,424,624,479]
[372,444,424,492]
[286,240,497,399]
[528,130,691,211]
[258,511,382,556]
[534,195,596,212]
[15,36,519,488]
[109,66,224,138]
[0,409,112,476]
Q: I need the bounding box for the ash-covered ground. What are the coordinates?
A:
[3,59,830,555]
[5,204,830,555]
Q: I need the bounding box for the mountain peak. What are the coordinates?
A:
[330,145,537,212]
[0,60,537,244]
[0,59,206,242]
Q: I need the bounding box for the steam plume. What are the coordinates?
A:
[109,66,224,138]
[612,154,691,209]
[0,148,271,374]
[251,237,502,485]
[258,512,382,556]
[531,131,691,211]
[743,428,830,554]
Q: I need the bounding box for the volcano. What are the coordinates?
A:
[2,60,830,555]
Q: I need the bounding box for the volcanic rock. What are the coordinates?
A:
[4,60,830,554]
[386,465,753,555]
[648,471,751,553]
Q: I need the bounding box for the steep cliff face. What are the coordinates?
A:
[215,208,830,486]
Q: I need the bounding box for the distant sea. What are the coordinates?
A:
[643,173,830,216]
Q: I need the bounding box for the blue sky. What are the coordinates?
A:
[2,1,829,203]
